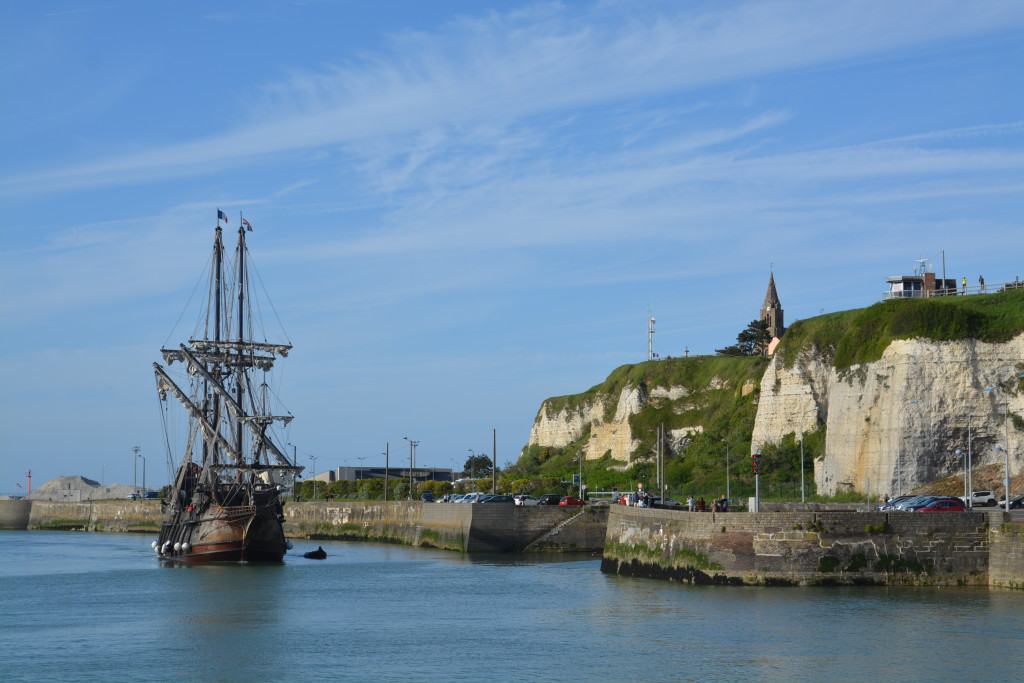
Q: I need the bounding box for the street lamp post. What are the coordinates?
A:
[800,407,819,503]
[897,399,922,497]
[955,449,967,506]
[404,437,419,500]
[986,375,1023,513]
[140,454,146,495]
[383,447,390,502]
[357,457,367,482]
[132,446,141,496]
[309,454,318,500]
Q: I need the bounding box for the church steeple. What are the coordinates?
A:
[760,272,784,342]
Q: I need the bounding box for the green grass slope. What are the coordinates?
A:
[778,288,1024,370]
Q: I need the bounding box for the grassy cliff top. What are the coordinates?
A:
[541,354,769,419]
[778,287,1024,370]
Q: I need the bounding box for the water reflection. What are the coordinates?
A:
[2,533,1023,682]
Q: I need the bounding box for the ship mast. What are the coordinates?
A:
[236,223,247,465]
[210,225,224,469]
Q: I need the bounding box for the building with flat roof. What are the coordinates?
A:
[309,466,454,483]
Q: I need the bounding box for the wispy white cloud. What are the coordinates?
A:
[4,0,1022,197]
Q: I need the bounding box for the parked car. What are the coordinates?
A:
[537,494,563,506]
[652,496,682,507]
[892,495,935,511]
[997,494,1024,509]
[480,494,514,503]
[144,491,159,499]
[905,496,962,512]
[876,495,913,511]
[514,495,540,506]
[558,496,586,506]
[420,492,435,502]
[460,492,485,503]
[915,498,966,512]
[969,490,998,507]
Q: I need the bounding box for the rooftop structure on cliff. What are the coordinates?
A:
[884,259,957,300]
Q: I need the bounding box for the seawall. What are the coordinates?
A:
[5,499,607,553]
[285,501,607,552]
[601,506,1020,587]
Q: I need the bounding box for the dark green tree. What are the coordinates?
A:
[463,453,494,478]
[716,319,772,356]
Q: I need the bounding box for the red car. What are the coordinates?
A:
[915,499,966,512]
[559,496,586,506]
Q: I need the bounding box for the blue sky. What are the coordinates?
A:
[2,0,1022,493]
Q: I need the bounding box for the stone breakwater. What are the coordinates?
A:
[284,501,608,552]
[601,505,1023,588]
[1,499,607,553]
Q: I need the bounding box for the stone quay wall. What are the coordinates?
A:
[0,500,33,529]
[285,501,607,552]
[601,506,1018,587]
[22,500,162,532]
[6,500,606,553]
[989,520,1024,590]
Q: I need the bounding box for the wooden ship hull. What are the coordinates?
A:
[157,502,289,563]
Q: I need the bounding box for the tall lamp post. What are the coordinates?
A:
[955,449,967,507]
[383,447,390,502]
[357,457,367,482]
[799,406,819,503]
[897,399,922,497]
[132,445,141,495]
[986,375,1023,513]
[139,453,146,495]
[404,437,418,499]
[309,454,318,500]
[722,439,730,502]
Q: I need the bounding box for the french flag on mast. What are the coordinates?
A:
[217,209,228,224]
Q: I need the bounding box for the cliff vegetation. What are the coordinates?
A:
[778,288,1024,370]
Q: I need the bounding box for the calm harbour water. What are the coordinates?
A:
[1,532,1022,682]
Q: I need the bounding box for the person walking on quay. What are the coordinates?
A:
[686,495,694,512]
[719,495,728,512]
[979,274,986,292]
[961,276,967,294]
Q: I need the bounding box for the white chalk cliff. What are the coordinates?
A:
[752,333,1024,495]
[525,335,1022,494]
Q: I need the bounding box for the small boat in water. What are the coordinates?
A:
[152,213,303,563]
[303,546,327,560]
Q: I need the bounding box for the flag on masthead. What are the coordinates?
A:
[217,209,228,223]
[241,218,253,231]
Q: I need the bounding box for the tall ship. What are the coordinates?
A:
[153,214,302,562]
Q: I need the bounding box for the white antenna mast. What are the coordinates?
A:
[647,308,656,361]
